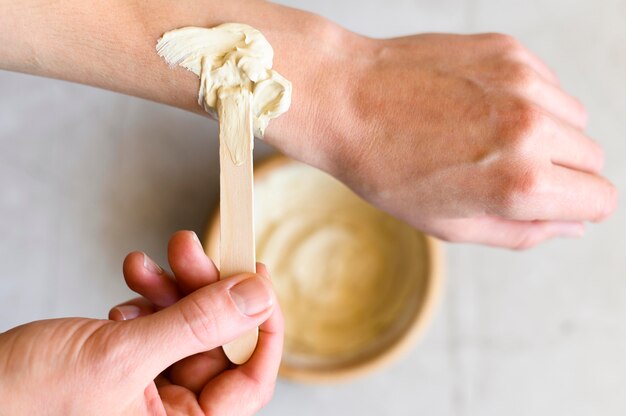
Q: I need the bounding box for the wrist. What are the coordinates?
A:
[263,10,374,174]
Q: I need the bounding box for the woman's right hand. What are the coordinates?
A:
[269,29,617,249]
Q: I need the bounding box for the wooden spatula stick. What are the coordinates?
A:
[217,89,258,364]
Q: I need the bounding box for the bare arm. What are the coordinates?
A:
[0,0,331,139]
[0,0,616,248]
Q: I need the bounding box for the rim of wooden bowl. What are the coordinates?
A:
[203,154,444,384]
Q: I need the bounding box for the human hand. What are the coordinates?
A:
[269,31,617,249]
[0,231,283,415]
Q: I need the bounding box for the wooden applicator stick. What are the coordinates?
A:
[217,89,258,365]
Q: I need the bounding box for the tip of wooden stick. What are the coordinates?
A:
[223,327,259,364]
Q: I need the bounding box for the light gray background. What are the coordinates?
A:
[1,0,625,415]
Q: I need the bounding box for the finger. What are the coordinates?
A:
[479,33,560,85]
[167,262,274,394]
[169,349,230,395]
[158,384,204,415]
[520,76,588,131]
[234,298,284,387]
[544,113,603,173]
[199,302,285,415]
[168,230,220,294]
[123,251,180,308]
[496,166,617,222]
[547,166,617,222]
[491,36,559,86]
[121,273,276,384]
[109,297,155,321]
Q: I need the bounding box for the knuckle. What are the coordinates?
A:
[515,100,544,134]
[491,163,541,217]
[179,296,221,349]
[483,33,522,51]
[509,166,540,197]
[503,61,536,89]
[497,99,544,152]
[83,323,139,382]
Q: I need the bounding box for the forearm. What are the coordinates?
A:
[0,0,351,164]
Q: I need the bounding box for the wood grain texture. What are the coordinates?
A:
[217,90,258,365]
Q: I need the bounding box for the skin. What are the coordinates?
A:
[0,231,284,415]
[0,0,616,249]
[314,33,617,248]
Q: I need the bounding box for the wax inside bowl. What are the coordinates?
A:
[205,157,439,382]
[253,160,431,377]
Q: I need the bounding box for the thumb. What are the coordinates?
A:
[122,273,276,381]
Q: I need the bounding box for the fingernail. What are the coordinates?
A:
[143,253,163,274]
[191,231,203,249]
[115,305,140,321]
[229,276,273,316]
[257,262,271,280]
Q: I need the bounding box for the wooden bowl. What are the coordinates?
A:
[204,155,443,383]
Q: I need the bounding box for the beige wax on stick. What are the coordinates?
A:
[156,23,291,364]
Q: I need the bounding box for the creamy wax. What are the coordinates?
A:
[156,23,291,165]
[255,162,428,366]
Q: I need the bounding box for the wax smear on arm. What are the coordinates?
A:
[156,23,291,164]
